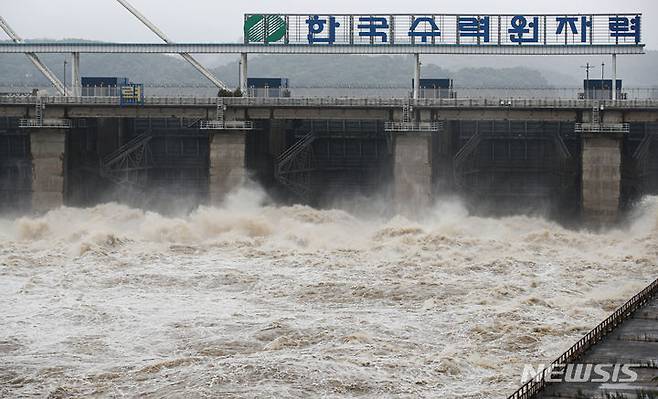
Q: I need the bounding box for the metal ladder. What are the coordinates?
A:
[35,98,45,126]
[402,101,412,123]
[592,104,601,124]
[216,98,224,123]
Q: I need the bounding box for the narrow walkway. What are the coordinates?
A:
[509,279,658,399]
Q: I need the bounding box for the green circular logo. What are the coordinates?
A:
[244,14,286,43]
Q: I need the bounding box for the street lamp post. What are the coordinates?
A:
[583,62,591,99]
[63,58,67,96]
[601,62,606,99]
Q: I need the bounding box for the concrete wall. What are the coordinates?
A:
[209,132,246,204]
[581,134,622,225]
[30,129,66,212]
[394,135,432,216]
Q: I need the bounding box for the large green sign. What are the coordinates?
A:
[244,14,286,43]
[244,13,643,47]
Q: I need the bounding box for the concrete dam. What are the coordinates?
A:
[1,95,657,225]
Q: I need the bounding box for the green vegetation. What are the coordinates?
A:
[2,40,657,89]
[0,52,553,88]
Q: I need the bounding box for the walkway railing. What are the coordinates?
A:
[508,277,658,399]
[3,95,658,109]
[384,121,443,132]
[18,118,71,128]
[199,120,254,130]
[222,97,658,109]
[574,123,631,134]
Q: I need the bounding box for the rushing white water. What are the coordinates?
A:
[1,187,657,398]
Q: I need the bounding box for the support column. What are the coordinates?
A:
[71,52,81,97]
[413,53,421,100]
[612,53,617,101]
[209,131,246,204]
[581,134,622,225]
[394,134,432,216]
[30,129,66,213]
[240,53,248,97]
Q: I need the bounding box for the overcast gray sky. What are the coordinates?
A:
[2,0,656,48]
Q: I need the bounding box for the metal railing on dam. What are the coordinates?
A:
[5,86,658,99]
[3,95,658,109]
[507,277,658,399]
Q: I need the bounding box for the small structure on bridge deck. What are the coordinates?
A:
[81,77,129,97]
[247,78,290,98]
[411,78,455,99]
[580,79,625,100]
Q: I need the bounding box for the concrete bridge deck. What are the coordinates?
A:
[4,95,658,111]
[3,95,658,108]
[509,278,658,399]
[2,95,658,124]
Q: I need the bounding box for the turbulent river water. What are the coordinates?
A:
[1,188,657,398]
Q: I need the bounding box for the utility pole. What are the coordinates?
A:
[581,62,593,99]
[601,62,606,100]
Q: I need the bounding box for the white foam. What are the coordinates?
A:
[1,189,656,397]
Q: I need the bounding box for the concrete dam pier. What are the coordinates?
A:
[1,96,658,224]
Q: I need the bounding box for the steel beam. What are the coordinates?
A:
[240,53,248,96]
[612,53,618,101]
[71,52,81,97]
[115,0,230,91]
[0,16,66,95]
[0,42,645,55]
[413,53,420,100]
